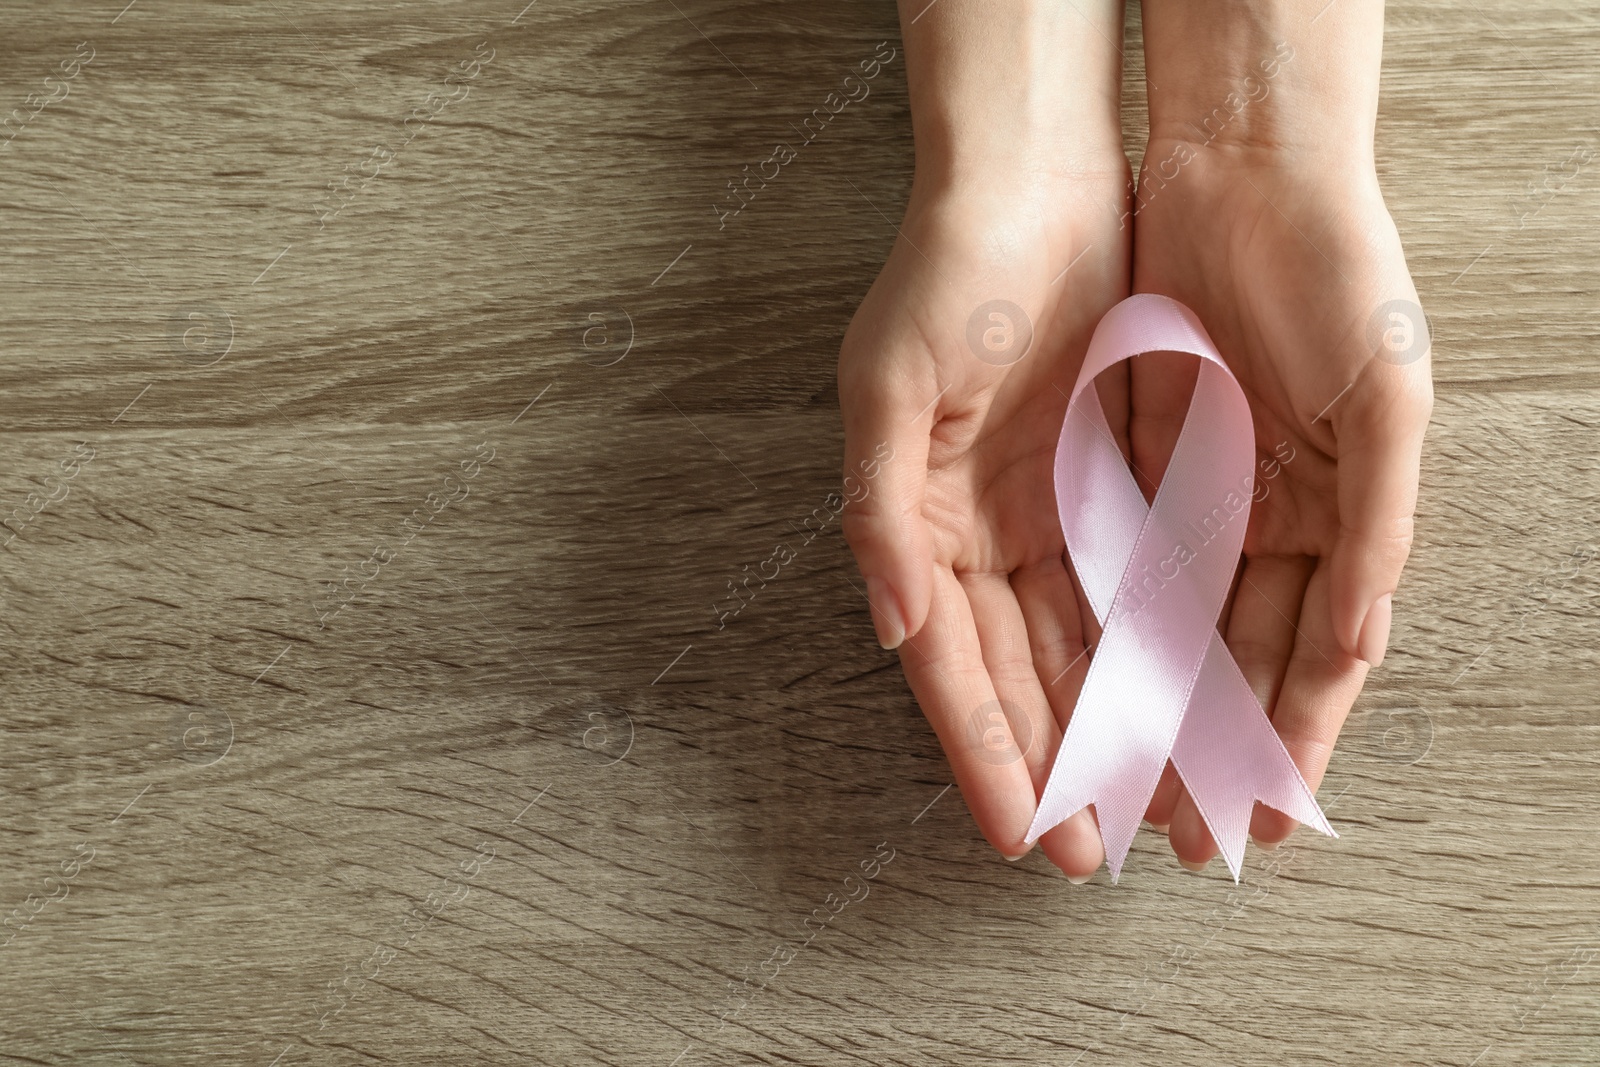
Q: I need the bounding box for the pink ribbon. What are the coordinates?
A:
[1024,294,1334,882]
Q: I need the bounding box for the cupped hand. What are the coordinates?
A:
[839,171,1130,879]
[1128,145,1433,867]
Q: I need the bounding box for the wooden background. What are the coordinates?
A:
[0,1,1596,1063]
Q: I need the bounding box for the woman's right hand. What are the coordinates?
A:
[838,0,1134,880]
[840,0,1135,877]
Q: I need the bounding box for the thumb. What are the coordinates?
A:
[1329,361,1433,667]
[838,365,935,650]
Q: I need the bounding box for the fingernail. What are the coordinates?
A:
[1149,822,1170,833]
[1256,827,1295,851]
[1178,857,1210,873]
[865,576,906,650]
[1002,850,1028,862]
[1358,593,1393,667]
[1067,872,1094,884]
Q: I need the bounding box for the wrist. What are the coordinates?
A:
[1141,0,1382,173]
[1134,134,1385,227]
[900,0,1129,200]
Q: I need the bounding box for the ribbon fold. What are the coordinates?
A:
[1024,294,1334,882]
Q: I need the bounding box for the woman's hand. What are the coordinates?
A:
[1132,0,1433,868]
[839,0,1132,877]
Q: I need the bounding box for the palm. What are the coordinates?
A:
[840,178,1129,877]
[1129,150,1433,858]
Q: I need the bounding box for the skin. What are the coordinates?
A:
[840,0,1431,878]
[839,0,1129,879]
[1133,0,1433,868]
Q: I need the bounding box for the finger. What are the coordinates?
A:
[897,565,1038,859]
[1216,553,1244,636]
[1168,784,1216,870]
[1228,555,1315,712]
[1226,553,1319,846]
[1008,557,1090,729]
[1251,560,1369,846]
[1038,796,1106,882]
[1009,558,1105,881]
[1129,349,1200,502]
[960,569,1060,791]
[838,345,938,651]
[1063,543,1104,655]
[1143,763,1181,831]
[1328,364,1432,666]
[1093,358,1134,471]
[1168,553,1315,866]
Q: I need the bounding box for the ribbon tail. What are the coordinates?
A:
[1027,766,1153,885]
[1027,687,1183,883]
[1169,637,1338,882]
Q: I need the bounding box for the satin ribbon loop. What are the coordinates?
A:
[1024,294,1334,882]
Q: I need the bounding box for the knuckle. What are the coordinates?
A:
[839,507,875,550]
[1374,515,1416,563]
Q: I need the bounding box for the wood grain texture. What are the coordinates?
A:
[0,1,1596,1064]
